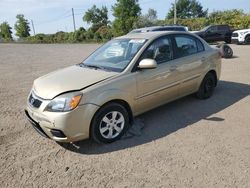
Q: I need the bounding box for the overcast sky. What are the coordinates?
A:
[0,0,249,35]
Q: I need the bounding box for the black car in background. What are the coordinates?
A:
[192,25,234,44]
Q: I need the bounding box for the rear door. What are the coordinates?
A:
[218,25,230,41]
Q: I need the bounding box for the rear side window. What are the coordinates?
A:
[218,25,229,31]
[207,26,217,32]
[174,35,204,58]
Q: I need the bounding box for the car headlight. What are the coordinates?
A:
[45,92,82,112]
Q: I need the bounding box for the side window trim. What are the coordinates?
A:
[196,38,205,52]
[171,34,205,59]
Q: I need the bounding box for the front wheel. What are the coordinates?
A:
[196,73,216,99]
[244,35,250,45]
[90,103,130,143]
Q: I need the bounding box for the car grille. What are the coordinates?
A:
[232,33,238,37]
[29,92,42,108]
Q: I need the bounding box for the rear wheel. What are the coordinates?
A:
[91,103,129,143]
[196,73,216,99]
[244,35,250,44]
[224,38,231,44]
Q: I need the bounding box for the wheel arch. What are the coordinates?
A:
[89,99,134,138]
[207,69,218,86]
[244,34,250,41]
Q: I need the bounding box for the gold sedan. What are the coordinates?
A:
[25,31,221,143]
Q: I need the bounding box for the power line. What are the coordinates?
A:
[35,10,72,26]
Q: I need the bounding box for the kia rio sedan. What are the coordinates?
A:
[25,31,221,143]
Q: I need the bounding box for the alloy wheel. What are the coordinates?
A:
[99,111,125,139]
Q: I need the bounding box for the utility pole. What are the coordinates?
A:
[72,8,76,32]
[31,20,36,35]
[174,0,177,24]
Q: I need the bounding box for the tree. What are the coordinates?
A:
[112,0,141,36]
[14,14,30,38]
[95,26,113,41]
[167,0,208,19]
[0,22,13,41]
[134,8,158,28]
[83,5,109,33]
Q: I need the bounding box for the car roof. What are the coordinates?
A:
[116,31,189,40]
[130,25,187,33]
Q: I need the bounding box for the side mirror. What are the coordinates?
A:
[138,59,157,69]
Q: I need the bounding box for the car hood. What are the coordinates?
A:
[233,29,250,33]
[190,31,200,33]
[191,31,203,35]
[33,65,118,99]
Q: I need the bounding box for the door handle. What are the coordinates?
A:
[201,57,206,62]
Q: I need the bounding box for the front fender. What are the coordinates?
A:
[86,89,135,114]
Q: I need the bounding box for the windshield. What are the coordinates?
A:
[81,38,147,72]
[201,26,210,31]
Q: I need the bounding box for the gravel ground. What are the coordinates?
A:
[0,43,249,188]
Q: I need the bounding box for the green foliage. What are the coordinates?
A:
[163,10,250,31]
[83,5,109,33]
[112,0,141,36]
[0,21,13,41]
[133,9,250,32]
[26,34,52,43]
[14,14,30,38]
[134,9,158,28]
[167,0,208,19]
[7,7,250,44]
[67,28,86,43]
[74,29,86,42]
[54,31,69,43]
[95,26,113,41]
[26,28,87,43]
[207,9,250,29]
[164,17,208,31]
[85,29,95,40]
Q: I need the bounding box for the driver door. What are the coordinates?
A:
[135,36,181,114]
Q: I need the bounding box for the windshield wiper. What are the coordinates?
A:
[79,64,102,69]
[79,63,111,72]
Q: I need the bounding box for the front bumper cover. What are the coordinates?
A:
[25,103,99,142]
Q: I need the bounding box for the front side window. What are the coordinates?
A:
[206,26,217,32]
[174,35,200,58]
[140,36,173,64]
[82,38,147,72]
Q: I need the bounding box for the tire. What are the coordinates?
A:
[220,44,233,58]
[90,103,130,144]
[196,73,216,99]
[244,35,250,45]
